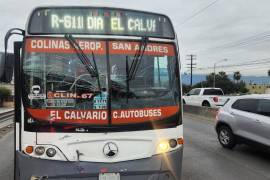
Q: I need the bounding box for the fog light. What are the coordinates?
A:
[35,146,45,156]
[46,148,56,157]
[158,141,170,153]
[169,139,177,148]
[30,176,40,180]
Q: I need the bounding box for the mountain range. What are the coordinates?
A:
[181,74,269,85]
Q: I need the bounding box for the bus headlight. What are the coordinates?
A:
[157,138,183,154]
[157,141,170,153]
[34,146,45,156]
[46,148,57,157]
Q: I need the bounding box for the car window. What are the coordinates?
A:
[232,99,258,113]
[188,89,200,95]
[203,89,224,95]
[193,89,201,95]
[257,99,270,117]
[188,89,195,95]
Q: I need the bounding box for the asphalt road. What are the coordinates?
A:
[0,115,270,180]
[0,130,13,180]
[182,114,270,180]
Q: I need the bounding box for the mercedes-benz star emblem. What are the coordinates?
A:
[103,142,118,158]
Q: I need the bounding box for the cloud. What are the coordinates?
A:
[1,0,269,75]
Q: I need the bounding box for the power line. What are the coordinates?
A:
[197,66,270,73]
[197,58,270,71]
[198,31,270,53]
[178,0,220,26]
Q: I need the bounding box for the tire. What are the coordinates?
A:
[202,101,210,107]
[183,99,186,104]
[217,126,236,149]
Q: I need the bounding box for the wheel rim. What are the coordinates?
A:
[219,129,230,145]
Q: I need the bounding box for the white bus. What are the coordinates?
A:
[4,6,183,180]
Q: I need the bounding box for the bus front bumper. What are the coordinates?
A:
[16,147,183,180]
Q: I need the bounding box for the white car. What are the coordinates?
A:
[215,94,270,149]
[183,88,229,108]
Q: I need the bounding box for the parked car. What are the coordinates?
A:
[215,94,270,149]
[183,88,229,107]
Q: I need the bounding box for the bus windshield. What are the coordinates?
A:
[22,38,180,132]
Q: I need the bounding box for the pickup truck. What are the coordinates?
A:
[183,88,230,108]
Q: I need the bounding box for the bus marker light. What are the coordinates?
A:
[169,139,177,148]
[177,138,184,145]
[158,141,170,153]
[46,148,57,157]
[25,146,34,154]
[35,146,45,156]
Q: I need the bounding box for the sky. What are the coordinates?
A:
[0,0,270,76]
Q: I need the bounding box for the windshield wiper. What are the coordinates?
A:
[127,36,148,80]
[126,56,130,103]
[124,37,148,102]
[64,34,101,91]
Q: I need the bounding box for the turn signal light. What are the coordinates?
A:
[25,146,34,154]
[177,138,184,145]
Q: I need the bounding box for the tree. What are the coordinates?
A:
[268,69,270,77]
[235,80,249,94]
[233,71,241,83]
[182,84,192,94]
[193,71,248,94]
[218,71,227,79]
[0,86,11,107]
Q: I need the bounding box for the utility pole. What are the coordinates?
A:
[186,55,197,87]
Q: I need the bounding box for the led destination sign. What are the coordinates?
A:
[28,7,175,39]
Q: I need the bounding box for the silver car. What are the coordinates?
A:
[215,94,270,149]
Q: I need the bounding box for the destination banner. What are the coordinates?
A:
[28,7,175,39]
[109,41,175,56]
[27,106,179,125]
[25,38,106,54]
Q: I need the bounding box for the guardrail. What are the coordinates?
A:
[0,110,14,128]
[183,105,218,120]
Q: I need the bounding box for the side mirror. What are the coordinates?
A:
[0,52,14,83]
[1,28,25,84]
[186,93,191,96]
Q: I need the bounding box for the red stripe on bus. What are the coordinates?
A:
[27,105,179,125]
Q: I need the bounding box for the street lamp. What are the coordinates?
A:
[213,59,228,87]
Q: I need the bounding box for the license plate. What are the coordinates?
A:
[99,173,120,180]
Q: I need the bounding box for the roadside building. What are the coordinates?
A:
[246,84,270,94]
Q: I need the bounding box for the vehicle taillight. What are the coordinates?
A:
[213,96,219,102]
